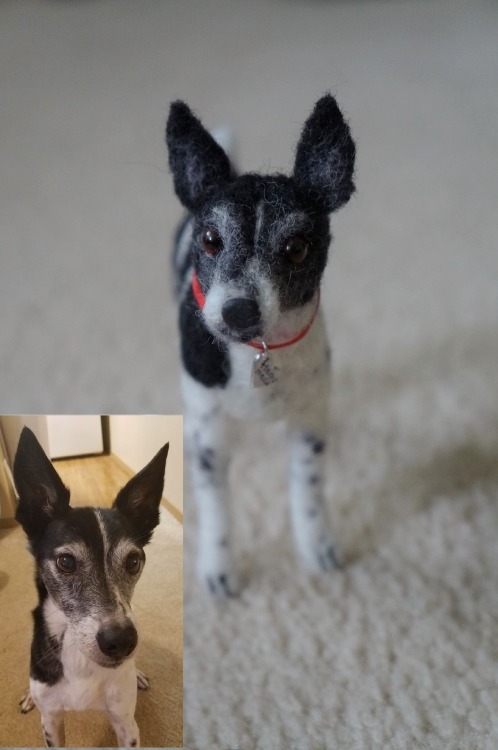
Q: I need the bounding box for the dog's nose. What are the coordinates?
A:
[221,297,261,331]
[97,624,138,660]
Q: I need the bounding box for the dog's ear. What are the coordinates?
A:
[113,443,169,545]
[13,427,71,539]
[166,101,232,212]
[293,94,356,213]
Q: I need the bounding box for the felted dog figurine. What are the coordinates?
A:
[166,94,355,596]
[14,427,169,748]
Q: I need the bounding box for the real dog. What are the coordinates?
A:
[14,427,169,748]
[166,94,355,596]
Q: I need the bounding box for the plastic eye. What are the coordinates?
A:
[284,235,309,264]
[125,553,141,575]
[56,554,76,573]
[200,227,222,255]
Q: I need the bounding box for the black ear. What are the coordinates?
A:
[293,94,356,213]
[13,427,71,540]
[113,443,169,545]
[166,100,232,212]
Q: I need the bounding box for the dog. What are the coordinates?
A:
[13,426,169,748]
[166,94,355,596]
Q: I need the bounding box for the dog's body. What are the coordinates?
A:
[166,95,355,596]
[14,427,169,747]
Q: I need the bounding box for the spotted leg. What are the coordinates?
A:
[184,382,239,597]
[287,427,341,572]
[38,709,65,748]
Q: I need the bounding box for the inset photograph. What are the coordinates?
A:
[0,415,182,749]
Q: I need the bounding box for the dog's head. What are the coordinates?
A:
[14,427,168,668]
[166,94,355,343]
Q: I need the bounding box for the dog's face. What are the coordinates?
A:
[166,95,355,344]
[14,428,169,668]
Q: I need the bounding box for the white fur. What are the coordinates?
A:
[184,302,338,595]
[30,595,140,748]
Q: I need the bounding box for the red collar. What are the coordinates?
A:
[191,270,320,351]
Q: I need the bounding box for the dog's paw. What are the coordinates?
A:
[300,536,343,574]
[198,547,241,598]
[136,669,149,690]
[316,541,343,572]
[19,689,35,714]
[205,570,241,598]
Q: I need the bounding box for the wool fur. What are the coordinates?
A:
[166,94,355,595]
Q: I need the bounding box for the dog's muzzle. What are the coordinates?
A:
[221,297,261,333]
[96,622,138,661]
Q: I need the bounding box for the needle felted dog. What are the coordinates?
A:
[166,94,355,597]
[14,427,169,748]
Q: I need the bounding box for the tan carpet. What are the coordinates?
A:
[0,503,182,749]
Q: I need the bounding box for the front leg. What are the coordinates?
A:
[184,380,239,597]
[29,681,65,747]
[106,665,140,748]
[288,428,340,572]
[39,709,65,748]
[191,414,240,597]
[108,711,140,749]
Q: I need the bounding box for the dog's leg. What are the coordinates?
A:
[39,709,65,748]
[108,712,140,748]
[185,383,238,596]
[288,427,340,572]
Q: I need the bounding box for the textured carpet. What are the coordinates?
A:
[0,507,182,748]
[1,0,498,748]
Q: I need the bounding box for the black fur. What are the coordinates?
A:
[166,94,356,389]
[179,286,231,387]
[14,427,70,542]
[166,100,232,212]
[113,442,170,545]
[30,580,63,685]
[293,94,356,212]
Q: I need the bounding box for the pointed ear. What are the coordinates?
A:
[166,100,232,212]
[293,94,356,213]
[13,427,70,540]
[113,443,169,545]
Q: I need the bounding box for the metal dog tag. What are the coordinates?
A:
[251,342,280,388]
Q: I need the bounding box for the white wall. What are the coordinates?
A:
[109,415,183,515]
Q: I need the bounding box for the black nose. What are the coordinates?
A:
[97,623,138,659]
[221,297,261,331]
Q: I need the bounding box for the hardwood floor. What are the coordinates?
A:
[53,453,182,522]
[53,453,133,508]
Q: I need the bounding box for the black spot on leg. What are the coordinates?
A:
[304,434,325,455]
[200,447,215,471]
[130,741,137,747]
[308,475,319,486]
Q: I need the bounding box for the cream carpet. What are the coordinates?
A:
[1,0,498,748]
[0,507,182,748]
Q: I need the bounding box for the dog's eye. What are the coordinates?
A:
[200,227,222,255]
[56,554,76,573]
[125,553,141,575]
[284,235,309,264]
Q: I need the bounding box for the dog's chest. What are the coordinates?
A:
[31,646,136,713]
[219,312,330,423]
